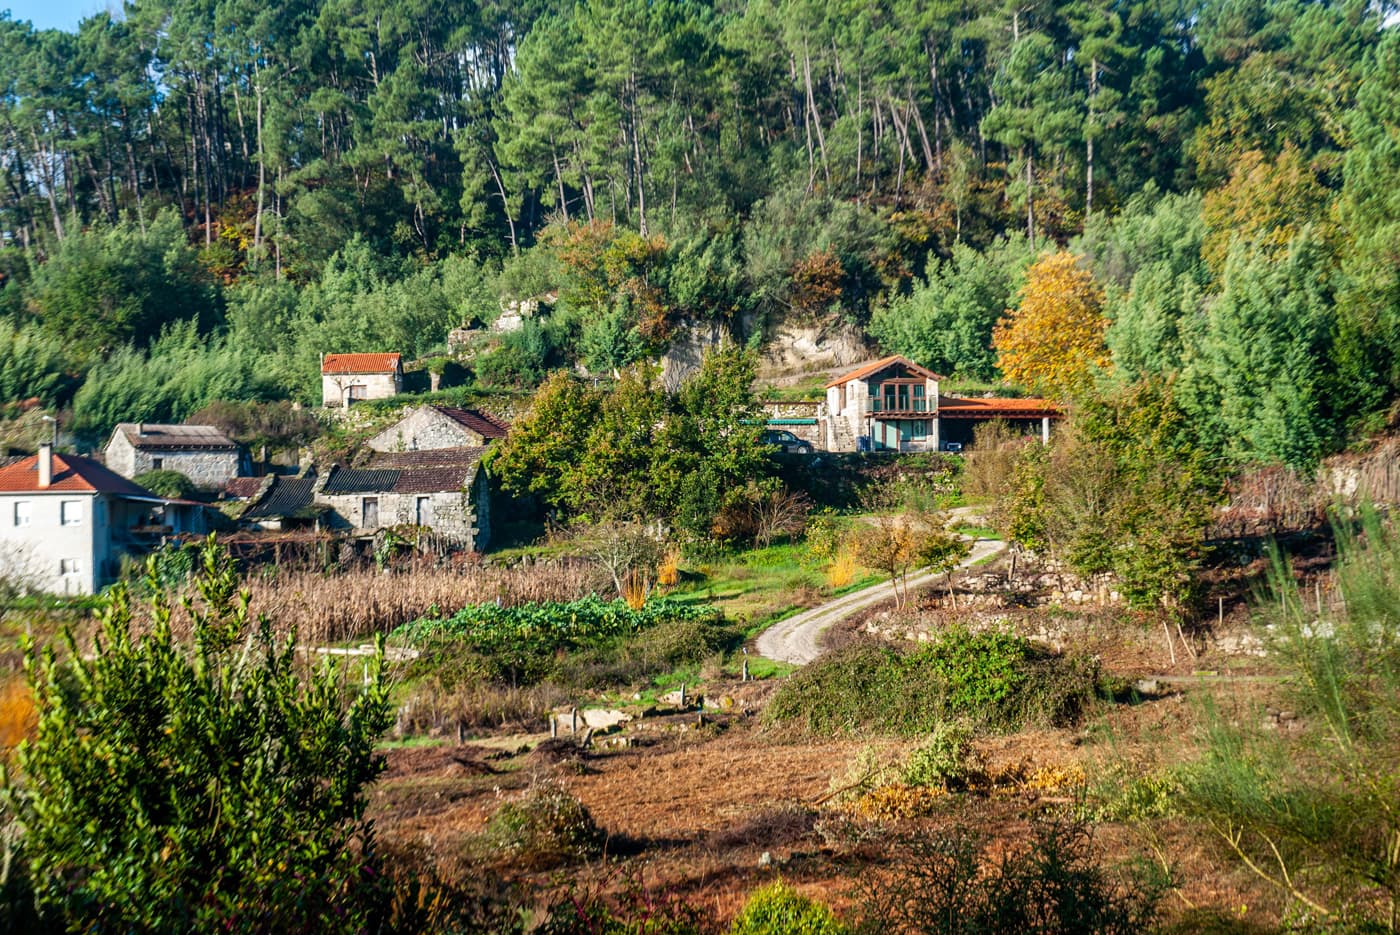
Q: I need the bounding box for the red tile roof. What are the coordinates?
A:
[936,396,1061,419]
[369,448,488,469]
[321,353,402,374]
[0,452,160,496]
[827,355,944,388]
[432,406,509,439]
[223,476,268,499]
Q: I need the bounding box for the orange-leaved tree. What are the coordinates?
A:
[992,252,1108,401]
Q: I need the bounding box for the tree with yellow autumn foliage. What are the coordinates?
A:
[993,252,1109,401]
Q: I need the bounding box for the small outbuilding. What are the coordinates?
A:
[104,423,246,489]
[321,353,403,407]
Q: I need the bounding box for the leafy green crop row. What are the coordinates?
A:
[395,596,721,687]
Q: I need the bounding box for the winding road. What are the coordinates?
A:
[755,535,1006,666]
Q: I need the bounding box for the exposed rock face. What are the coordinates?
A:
[659,319,732,390]
[757,317,869,376]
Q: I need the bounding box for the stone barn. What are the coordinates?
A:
[104,423,246,489]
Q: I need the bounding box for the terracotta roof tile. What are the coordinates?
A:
[223,477,266,499]
[0,452,159,496]
[392,465,478,494]
[432,406,509,439]
[827,355,944,388]
[321,353,402,374]
[369,448,487,470]
[936,396,1061,418]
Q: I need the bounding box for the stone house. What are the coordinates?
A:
[824,354,1060,452]
[366,405,509,453]
[0,445,207,594]
[321,353,403,407]
[234,449,490,551]
[104,423,247,488]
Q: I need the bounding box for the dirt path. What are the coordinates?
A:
[755,536,1005,666]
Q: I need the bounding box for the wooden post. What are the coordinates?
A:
[549,713,557,738]
[742,658,750,682]
[570,707,578,735]
[679,683,686,707]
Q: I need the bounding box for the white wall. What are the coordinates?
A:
[0,493,98,594]
[321,372,401,407]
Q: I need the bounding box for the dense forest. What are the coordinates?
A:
[0,0,1397,471]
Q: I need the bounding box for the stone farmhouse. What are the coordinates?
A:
[366,405,509,453]
[233,448,490,551]
[0,445,207,594]
[321,352,403,407]
[824,355,1060,452]
[104,423,247,489]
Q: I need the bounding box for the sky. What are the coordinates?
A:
[3,0,114,32]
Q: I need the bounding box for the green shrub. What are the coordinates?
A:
[1,538,395,932]
[730,880,847,935]
[133,468,197,498]
[902,722,976,790]
[764,629,1100,737]
[482,780,605,870]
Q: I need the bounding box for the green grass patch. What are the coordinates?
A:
[764,626,1102,736]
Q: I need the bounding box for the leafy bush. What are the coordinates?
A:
[902,722,976,790]
[730,880,847,935]
[133,468,196,498]
[765,629,1100,737]
[482,780,605,870]
[1,538,395,932]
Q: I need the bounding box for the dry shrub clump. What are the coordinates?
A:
[825,546,857,589]
[0,676,36,754]
[394,678,571,736]
[220,562,595,643]
[479,778,606,871]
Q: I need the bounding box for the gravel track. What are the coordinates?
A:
[754,536,1006,666]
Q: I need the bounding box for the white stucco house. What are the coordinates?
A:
[104,423,247,488]
[0,445,207,594]
[320,353,403,407]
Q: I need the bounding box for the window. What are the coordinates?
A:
[347,384,368,403]
[13,501,30,527]
[415,496,431,526]
[61,500,82,526]
[362,497,379,528]
[59,558,80,575]
[152,457,163,470]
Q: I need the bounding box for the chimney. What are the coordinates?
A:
[38,442,52,488]
[137,422,146,436]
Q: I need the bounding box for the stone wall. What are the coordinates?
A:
[313,468,488,550]
[366,407,483,452]
[105,432,243,488]
[134,450,243,489]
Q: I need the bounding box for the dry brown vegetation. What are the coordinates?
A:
[185,561,599,643]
